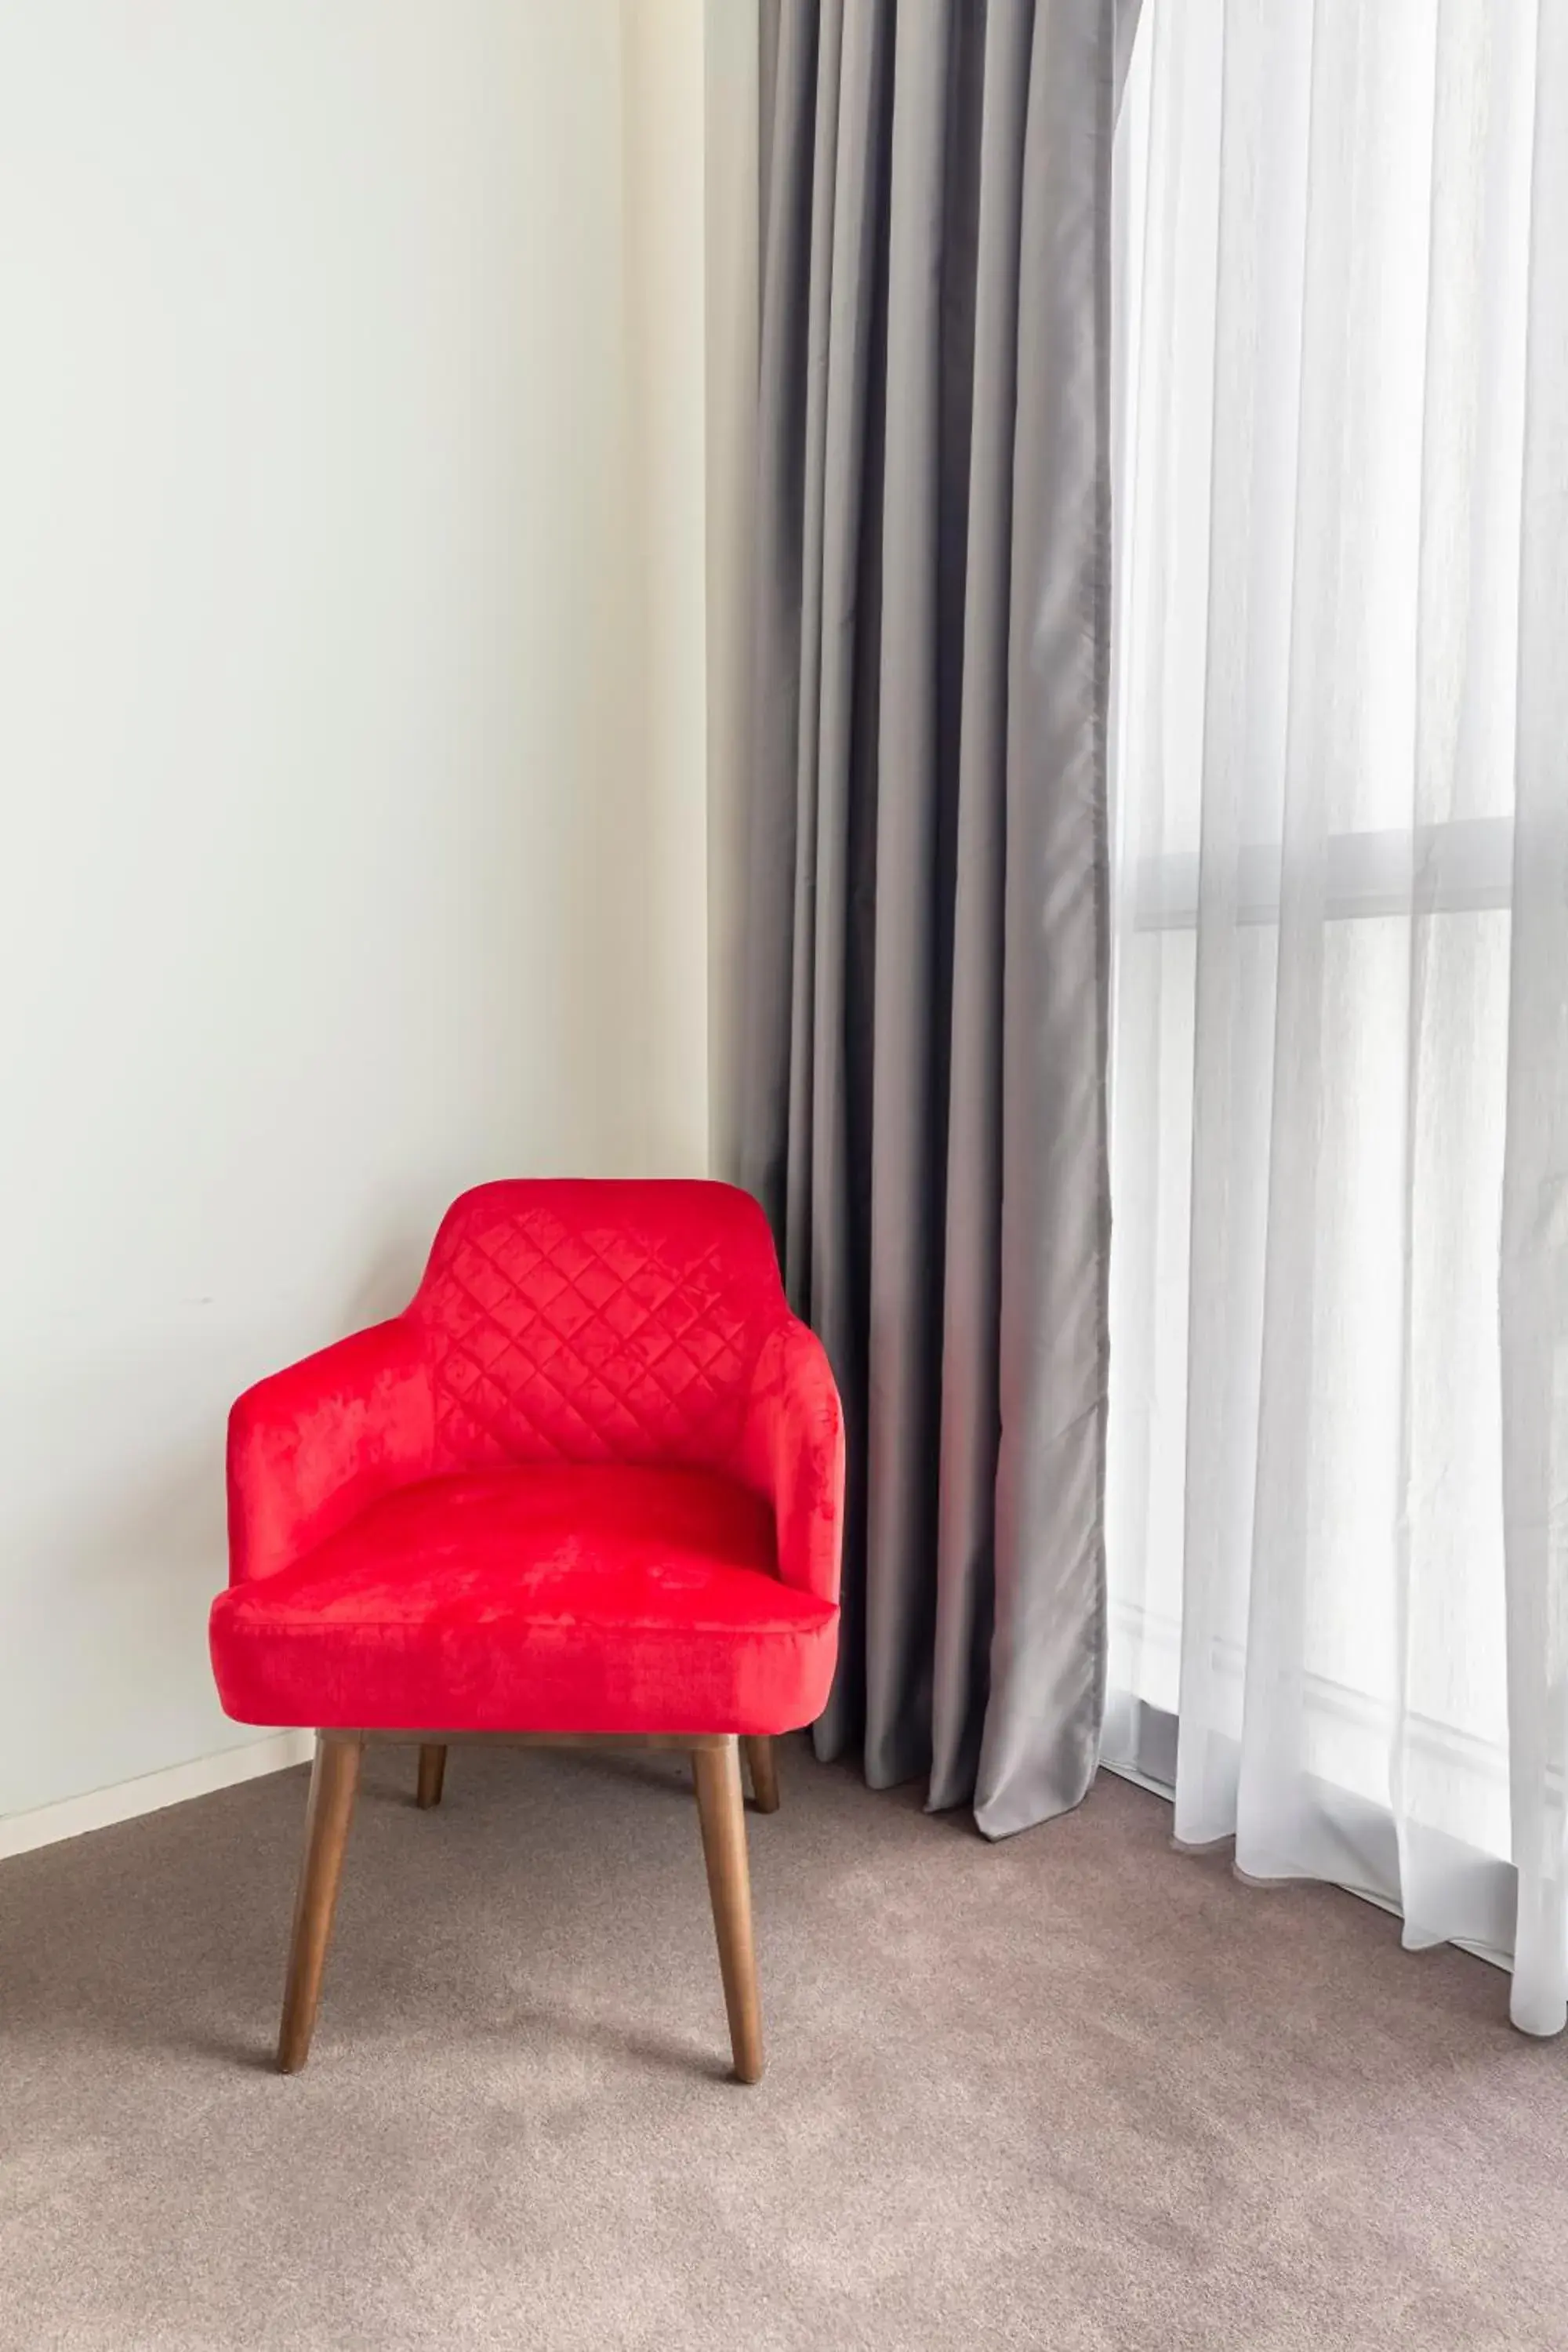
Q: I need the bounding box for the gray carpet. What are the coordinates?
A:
[2,1745,1564,2351]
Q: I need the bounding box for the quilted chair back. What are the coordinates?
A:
[409,1180,789,1472]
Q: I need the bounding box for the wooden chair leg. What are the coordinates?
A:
[416,1743,448,1809]
[278,1733,361,2074]
[692,1737,764,2084]
[742,1734,780,1814]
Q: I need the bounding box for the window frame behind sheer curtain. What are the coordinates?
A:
[1105,0,1568,2034]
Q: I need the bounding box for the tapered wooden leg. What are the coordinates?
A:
[416,1743,448,1809]
[277,1734,361,2074]
[692,1737,764,2084]
[742,1735,780,1815]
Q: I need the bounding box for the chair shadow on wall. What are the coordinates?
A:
[337,1228,434,1331]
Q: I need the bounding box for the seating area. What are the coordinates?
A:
[5,7,1566,2346]
[206,1180,842,2083]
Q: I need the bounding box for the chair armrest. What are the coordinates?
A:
[735,1318,845,1606]
[227,1318,434,1583]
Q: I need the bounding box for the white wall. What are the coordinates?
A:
[0,1,714,1827]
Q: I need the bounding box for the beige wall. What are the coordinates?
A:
[702,0,761,1182]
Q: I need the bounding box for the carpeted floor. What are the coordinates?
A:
[2,1744,1564,2351]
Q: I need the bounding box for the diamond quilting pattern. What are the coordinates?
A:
[414,1185,775,1470]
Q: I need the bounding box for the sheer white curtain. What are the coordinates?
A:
[1106,0,1568,2033]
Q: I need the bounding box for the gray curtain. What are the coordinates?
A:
[742,0,1131,1837]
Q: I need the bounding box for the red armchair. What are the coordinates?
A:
[209,1180,844,2082]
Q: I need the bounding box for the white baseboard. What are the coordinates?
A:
[0,1729,314,1862]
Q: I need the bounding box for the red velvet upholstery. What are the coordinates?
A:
[211,1182,844,1737]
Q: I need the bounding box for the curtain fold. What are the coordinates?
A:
[1108,0,1568,2031]
[1503,0,1568,2037]
[743,0,1126,1831]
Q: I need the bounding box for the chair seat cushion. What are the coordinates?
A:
[209,1466,838,1737]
